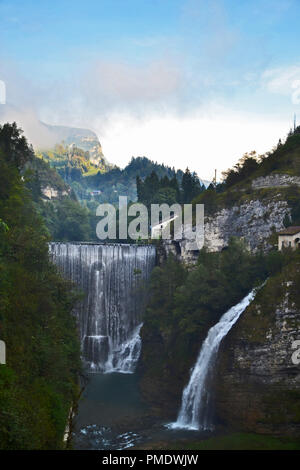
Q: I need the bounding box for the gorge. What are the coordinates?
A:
[2,121,299,450]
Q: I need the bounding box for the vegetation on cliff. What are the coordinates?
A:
[25,153,98,242]
[139,239,285,416]
[218,127,300,191]
[0,123,81,449]
[215,251,300,436]
[136,167,205,207]
[193,127,300,220]
[38,147,195,206]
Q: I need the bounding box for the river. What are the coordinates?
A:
[73,372,210,450]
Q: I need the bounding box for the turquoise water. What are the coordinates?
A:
[73,372,210,450]
[73,372,149,449]
[75,372,148,428]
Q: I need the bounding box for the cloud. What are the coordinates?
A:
[0,51,291,178]
[97,107,288,180]
[261,64,300,103]
[0,105,62,148]
[80,58,185,115]
[0,3,294,175]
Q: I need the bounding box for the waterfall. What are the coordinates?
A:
[169,288,258,431]
[49,243,156,373]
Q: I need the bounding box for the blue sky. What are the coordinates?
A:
[1,0,300,179]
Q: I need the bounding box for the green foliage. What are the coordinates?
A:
[137,167,204,207]
[285,185,300,225]
[222,128,300,191]
[144,254,187,330]
[0,122,34,170]
[26,156,69,197]
[152,187,177,205]
[167,432,300,450]
[222,151,259,188]
[37,142,108,180]
[148,239,271,340]
[24,154,96,242]
[41,151,186,205]
[40,198,92,241]
[140,238,288,408]
[181,167,204,203]
[0,123,81,449]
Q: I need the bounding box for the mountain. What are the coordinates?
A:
[84,156,186,203]
[38,122,110,168]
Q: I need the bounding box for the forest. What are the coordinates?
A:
[0,123,81,449]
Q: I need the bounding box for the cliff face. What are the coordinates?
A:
[26,156,72,200]
[41,185,70,200]
[161,194,290,263]
[40,122,108,168]
[215,263,300,436]
[203,198,289,252]
[160,173,300,261]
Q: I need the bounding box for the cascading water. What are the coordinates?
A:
[169,288,258,431]
[49,242,156,373]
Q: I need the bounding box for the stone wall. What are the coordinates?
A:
[252,174,300,190]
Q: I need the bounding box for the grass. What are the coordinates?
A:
[169,433,300,450]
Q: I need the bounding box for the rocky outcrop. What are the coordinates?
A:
[252,174,300,190]
[203,198,289,252]
[41,185,70,200]
[159,240,199,265]
[215,269,300,437]
[161,197,290,260]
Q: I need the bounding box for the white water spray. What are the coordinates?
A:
[169,288,258,431]
[49,243,155,373]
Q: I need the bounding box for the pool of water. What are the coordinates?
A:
[73,372,212,450]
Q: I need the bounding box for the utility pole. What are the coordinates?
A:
[294,113,297,132]
[213,169,217,188]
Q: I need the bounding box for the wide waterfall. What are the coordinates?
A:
[49,243,156,373]
[169,288,257,431]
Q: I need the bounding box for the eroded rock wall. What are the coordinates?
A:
[215,271,300,436]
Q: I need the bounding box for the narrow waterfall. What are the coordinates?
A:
[169,288,258,431]
[49,243,156,373]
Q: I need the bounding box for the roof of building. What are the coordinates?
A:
[278,226,300,235]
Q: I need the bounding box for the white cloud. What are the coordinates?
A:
[262,64,300,103]
[0,53,291,181]
[80,58,185,114]
[95,108,288,180]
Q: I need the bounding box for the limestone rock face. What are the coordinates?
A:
[161,197,290,259]
[41,185,70,200]
[204,199,289,252]
[215,276,300,437]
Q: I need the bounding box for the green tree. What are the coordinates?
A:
[0,123,81,449]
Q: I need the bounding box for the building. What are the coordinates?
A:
[90,190,102,196]
[278,226,300,250]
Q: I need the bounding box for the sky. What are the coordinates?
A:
[0,0,300,180]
